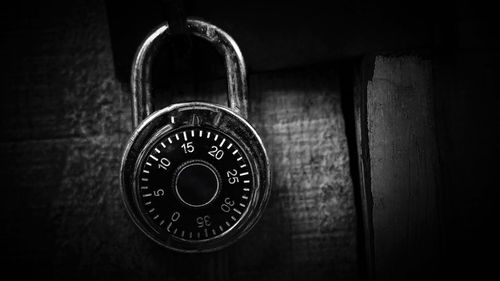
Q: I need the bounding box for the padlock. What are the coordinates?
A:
[120,19,271,253]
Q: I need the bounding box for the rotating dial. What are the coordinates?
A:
[136,127,253,241]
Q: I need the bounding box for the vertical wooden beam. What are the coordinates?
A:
[365,56,441,280]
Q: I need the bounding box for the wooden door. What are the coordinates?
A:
[0,1,361,280]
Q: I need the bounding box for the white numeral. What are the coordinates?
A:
[196,215,211,228]
[181,142,194,153]
[158,158,171,170]
[208,146,224,160]
[153,189,164,197]
[220,197,235,213]
[226,169,239,184]
[171,211,180,222]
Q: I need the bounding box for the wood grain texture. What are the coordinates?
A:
[0,0,131,142]
[236,70,359,281]
[158,69,360,280]
[367,56,441,280]
[353,57,375,280]
[0,0,360,280]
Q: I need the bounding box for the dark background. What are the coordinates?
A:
[1,0,498,280]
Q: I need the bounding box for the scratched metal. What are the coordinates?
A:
[131,18,248,127]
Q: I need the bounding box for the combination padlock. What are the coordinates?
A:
[120,19,271,252]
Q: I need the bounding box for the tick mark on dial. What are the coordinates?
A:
[240,172,249,176]
[234,208,242,215]
[154,148,160,153]
[190,114,200,126]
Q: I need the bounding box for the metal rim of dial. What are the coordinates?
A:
[120,102,271,253]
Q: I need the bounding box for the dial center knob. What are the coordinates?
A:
[174,161,220,207]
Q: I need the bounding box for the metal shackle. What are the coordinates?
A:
[131,18,248,127]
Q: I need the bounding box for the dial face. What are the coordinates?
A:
[135,126,253,242]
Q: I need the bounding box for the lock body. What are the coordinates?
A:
[121,102,270,252]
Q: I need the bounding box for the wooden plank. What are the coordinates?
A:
[233,69,359,280]
[0,0,130,142]
[0,70,361,281]
[0,1,360,280]
[366,56,441,280]
[159,68,360,280]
